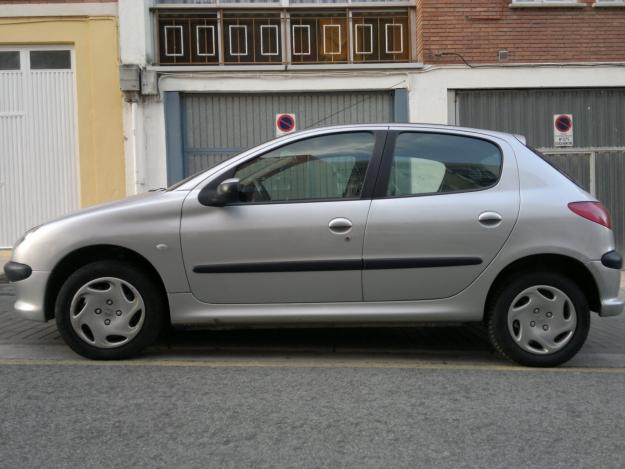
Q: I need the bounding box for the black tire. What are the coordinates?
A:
[55,260,165,360]
[486,271,590,367]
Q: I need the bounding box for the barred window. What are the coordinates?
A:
[290,13,348,63]
[157,9,413,65]
[352,12,409,63]
[159,13,220,64]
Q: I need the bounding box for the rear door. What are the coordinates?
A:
[362,130,520,302]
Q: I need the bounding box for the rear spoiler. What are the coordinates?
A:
[514,134,527,145]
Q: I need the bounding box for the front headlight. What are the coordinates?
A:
[13,225,41,249]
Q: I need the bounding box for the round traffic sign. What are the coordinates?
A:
[555,115,572,133]
[277,114,296,133]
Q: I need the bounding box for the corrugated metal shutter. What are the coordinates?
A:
[456,88,625,148]
[0,67,26,248]
[182,91,393,175]
[0,48,79,247]
[456,88,625,252]
[595,151,625,253]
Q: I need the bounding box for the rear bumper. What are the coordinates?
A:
[586,259,624,317]
[601,296,625,317]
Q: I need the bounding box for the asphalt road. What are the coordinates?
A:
[1,359,625,469]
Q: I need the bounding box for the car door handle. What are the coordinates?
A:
[328,217,353,234]
[478,211,503,227]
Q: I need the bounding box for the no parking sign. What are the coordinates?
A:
[553,114,573,147]
[276,113,297,137]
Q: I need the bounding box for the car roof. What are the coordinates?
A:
[287,123,522,143]
[272,123,524,146]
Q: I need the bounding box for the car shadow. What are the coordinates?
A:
[156,324,493,357]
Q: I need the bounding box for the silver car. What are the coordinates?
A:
[4,124,623,366]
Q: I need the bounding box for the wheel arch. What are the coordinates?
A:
[485,253,601,317]
[44,245,170,322]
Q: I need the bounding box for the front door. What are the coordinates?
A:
[181,130,385,304]
[363,130,520,301]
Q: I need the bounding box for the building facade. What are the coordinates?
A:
[0,0,125,247]
[122,0,622,250]
[419,0,625,251]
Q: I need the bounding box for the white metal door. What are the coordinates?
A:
[0,46,79,247]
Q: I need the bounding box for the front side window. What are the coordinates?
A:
[233,132,375,203]
[386,133,502,197]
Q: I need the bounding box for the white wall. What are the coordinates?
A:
[118,0,152,66]
[123,96,167,193]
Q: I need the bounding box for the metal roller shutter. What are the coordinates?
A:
[181,91,394,176]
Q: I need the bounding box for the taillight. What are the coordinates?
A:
[568,202,612,229]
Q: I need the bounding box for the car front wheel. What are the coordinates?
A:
[55,260,165,359]
[487,272,590,367]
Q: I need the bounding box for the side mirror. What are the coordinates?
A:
[199,178,241,207]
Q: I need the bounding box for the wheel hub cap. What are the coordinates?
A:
[507,285,577,355]
[69,277,146,349]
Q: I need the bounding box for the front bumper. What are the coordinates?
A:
[586,259,624,317]
[10,270,50,322]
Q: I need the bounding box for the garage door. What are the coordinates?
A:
[0,47,79,248]
[180,91,394,177]
[456,88,625,252]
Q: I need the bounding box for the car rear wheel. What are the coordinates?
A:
[487,272,590,367]
[55,260,165,359]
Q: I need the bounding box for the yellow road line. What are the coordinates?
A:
[0,357,624,374]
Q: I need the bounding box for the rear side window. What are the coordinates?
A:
[386,132,502,197]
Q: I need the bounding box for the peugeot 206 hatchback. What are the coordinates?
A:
[4,124,623,366]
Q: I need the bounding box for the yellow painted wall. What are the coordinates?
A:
[0,16,126,206]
